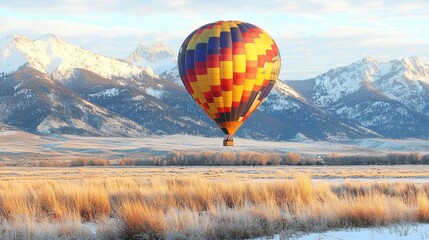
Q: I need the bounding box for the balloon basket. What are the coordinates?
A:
[223,139,234,146]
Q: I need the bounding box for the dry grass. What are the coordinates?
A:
[1,168,429,239]
[3,165,429,182]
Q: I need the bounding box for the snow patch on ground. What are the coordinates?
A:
[286,223,429,240]
[82,222,97,235]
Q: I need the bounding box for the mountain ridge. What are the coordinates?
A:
[126,42,176,76]
[1,34,428,140]
[1,34,156,80]
[287,56,429,138]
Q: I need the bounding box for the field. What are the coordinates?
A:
[2,166,429,239]
[2,131,429,239]
[2,131,429,165]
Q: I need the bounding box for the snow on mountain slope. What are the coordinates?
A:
[2,34,429,140]
[126,42,176,75]
[286,56,429,138]
[374,57,429,114]
[302,56,429,115]
[403,57,429,81]
[0,68,148,137]
[275,80,304,100]
[64,68,220,137]
[312,56,380,106]
[0,35,29,73]
[0,34,154,80]
[261,80,305,111]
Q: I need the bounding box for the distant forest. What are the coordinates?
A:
[25,151,429,167]
[118,152,429,166]
[5,151,429,167]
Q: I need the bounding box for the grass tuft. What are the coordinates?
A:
[0,170,429,239]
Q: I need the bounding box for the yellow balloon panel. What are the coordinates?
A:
[178,20,281,136]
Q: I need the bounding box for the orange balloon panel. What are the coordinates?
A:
[178,20,281,136]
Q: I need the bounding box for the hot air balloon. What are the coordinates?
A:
[178,20,281,146]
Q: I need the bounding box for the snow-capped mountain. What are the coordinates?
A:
[0,34,155,80]
[291,56,429,112]
[126,42,176,76]
[64,68,219,136]
[254,79,380,140]
[288,56,429,138]
[0,34,215,137]
[0,68,148,136]
[1,33,428,140]
[373,57,429,114]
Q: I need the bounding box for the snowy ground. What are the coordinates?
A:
[257,224,429,240]
[1,130,429,162]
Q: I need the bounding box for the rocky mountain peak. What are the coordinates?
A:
[0,34,152,80]
[36,33,64,42]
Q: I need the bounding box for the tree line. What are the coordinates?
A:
[118,152,429,166]
[12,152,428,167]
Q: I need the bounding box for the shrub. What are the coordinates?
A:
[286,153,301,165]
[70,158,110,167]
[119,158,136,166]
[70,158,89,167]
[39,160,68,167]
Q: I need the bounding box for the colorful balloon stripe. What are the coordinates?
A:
[178,20,281,136]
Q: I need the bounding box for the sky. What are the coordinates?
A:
[0,0,428,80]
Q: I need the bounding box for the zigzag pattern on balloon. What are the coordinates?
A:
[178,20,281,136]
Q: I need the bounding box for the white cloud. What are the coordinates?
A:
[278,24,429,79]
[0,16,186,58]
[2,0,429,17]
[0,0,428,79]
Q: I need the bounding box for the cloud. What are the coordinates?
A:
[278,24,429,79]
[0,16,188,58]
[2,0,429,18]
[1,1,428,79]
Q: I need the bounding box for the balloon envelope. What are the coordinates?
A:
[178,20,281,136]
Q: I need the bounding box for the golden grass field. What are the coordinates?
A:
[1,166,429,239]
